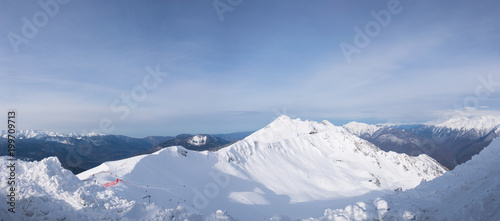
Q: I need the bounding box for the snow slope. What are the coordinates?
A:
[77,116,446,220]
[0,156,234,221]
[305,137,500,220]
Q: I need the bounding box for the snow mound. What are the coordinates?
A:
[306,137,500,220]
[0,156,234,220]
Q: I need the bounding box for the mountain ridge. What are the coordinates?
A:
[343,115,500,169]
[76,116,447,219]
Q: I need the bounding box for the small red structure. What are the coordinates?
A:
[102,179,120,187]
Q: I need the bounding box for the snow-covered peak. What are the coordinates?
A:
[0,129,61,139]
[245,115,341,143]
[75,116,446,219]
[343,121,382,136]
[426,115,500,132]
[26,129,47,138]
[187,135,208,146]
[81,131,104,137]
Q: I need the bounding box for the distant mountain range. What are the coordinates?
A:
[0,130,251,174]
[1,115,499,174]
[343,115,500,169]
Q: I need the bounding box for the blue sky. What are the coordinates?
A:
[1,0,500,137]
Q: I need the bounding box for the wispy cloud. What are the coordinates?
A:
[1,0,499,137]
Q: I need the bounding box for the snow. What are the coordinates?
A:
[188,135,208,146]
[343,122,382,136]
[45,137,74,145]
[377,134,407,145]
[344,115,500,137]
[73,115,445,220]
[76,150,154,180]
[302,137,500,220]
[0,156,235,220]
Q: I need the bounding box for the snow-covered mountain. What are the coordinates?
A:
[303,137,500,220]
[74,116,446,220]
[427,115,500,134]
[345,115,500,138]
[343,115,500,169]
